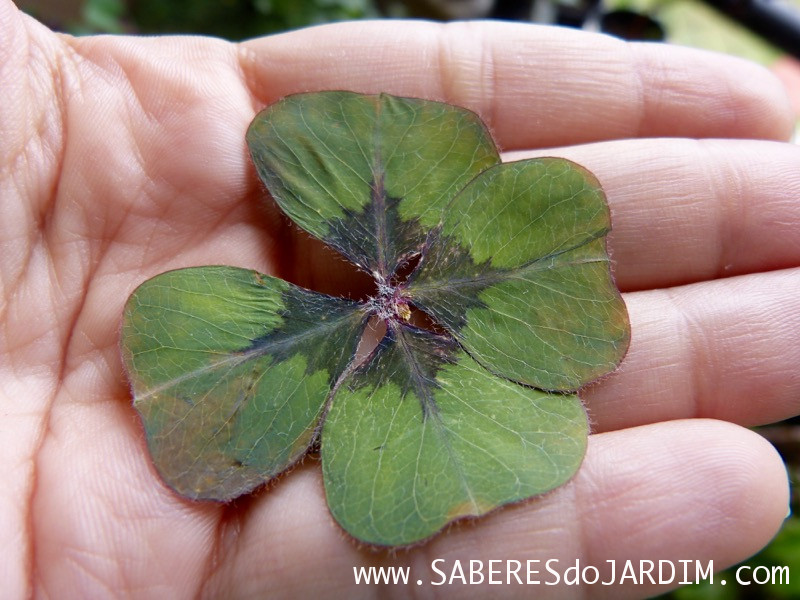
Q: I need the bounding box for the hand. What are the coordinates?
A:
[2,1,797,596]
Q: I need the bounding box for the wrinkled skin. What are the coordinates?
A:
[2,1,799,597]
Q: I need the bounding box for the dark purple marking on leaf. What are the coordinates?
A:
[242,285,367,384]
[322,188,430,281]
[344,322,459,420]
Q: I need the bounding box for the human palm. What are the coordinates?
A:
[2,1,799,597]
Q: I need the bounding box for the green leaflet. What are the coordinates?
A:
[121,266,365,500]
[122,91,630,547]
[322,325,587,546]
[246,91,500,276]
[407,159,630,391]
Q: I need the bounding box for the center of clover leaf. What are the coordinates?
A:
[372,279,411,322]
[120,91,631,547]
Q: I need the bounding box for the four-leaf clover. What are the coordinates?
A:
[121,91,630,546]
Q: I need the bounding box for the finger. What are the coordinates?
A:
[508,138,800,292]
[584,269,800,433]
[238,20,793,149]
[202,420,788,599]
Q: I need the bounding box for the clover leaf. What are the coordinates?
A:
[121,91,630,547]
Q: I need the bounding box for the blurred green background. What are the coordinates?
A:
[15,0,800,597]
[18,0,379,36]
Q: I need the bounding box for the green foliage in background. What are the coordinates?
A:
[130,0,375,39]
[68,0,376,38]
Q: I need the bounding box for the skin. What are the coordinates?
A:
[1,0,799,596]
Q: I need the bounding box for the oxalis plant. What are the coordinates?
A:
[121,91,631,547]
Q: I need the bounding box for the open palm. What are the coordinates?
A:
[2,1,799,596]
